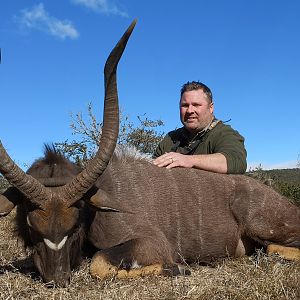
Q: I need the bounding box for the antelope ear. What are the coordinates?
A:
[89,189,122,212]
[0,187,20,216]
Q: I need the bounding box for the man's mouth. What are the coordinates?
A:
[186,117,197,123]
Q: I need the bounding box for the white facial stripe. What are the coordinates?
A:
[44,236,68,251]
[27,216,32,227]
[57,236,68,250]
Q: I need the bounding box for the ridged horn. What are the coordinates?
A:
[0,141,51,206]
[61,20,137,205]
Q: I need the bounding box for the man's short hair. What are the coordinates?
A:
[180,81,213,103]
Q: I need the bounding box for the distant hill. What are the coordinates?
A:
[246,168,300,205]
[261,168,300,184]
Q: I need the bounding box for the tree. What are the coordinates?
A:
[122,114,164,155]
[55,103,165,167]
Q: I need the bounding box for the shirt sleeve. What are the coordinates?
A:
[212,125,247,174]
[152,134,173,158]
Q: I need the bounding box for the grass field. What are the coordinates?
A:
[1,209,299,300]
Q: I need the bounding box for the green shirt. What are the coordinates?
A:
[153,121,247,174]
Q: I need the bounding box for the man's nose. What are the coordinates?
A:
[186,105,194,113]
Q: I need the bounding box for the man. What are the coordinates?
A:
[153,81,247,174]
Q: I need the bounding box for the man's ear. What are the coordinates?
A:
[209,102,214,114]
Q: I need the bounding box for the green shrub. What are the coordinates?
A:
[247,167,300,206]
[55,103,164,167]
[277,182,300,205]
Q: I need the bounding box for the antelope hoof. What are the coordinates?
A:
[116,263,164,279]
[90,253,118,279]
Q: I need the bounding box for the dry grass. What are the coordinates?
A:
[1,211,299,300]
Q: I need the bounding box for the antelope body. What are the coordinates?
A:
[0,21,300,287]
[88,152,300,272]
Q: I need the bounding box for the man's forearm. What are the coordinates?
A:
[190,153,227,173]
[153,152,228,173]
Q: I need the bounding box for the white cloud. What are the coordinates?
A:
[18,3,79,40]
[248,160,299,171]
[72,0,128,17]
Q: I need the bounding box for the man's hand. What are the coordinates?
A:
[153,152,194,169]
[153,152,228,173]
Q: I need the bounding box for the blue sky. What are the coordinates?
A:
[1,0,299,170]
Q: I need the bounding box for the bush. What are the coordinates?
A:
[247,166,300,206]
[55,103,164,167]
[277,182,300,205]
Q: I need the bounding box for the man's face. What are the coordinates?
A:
[180,89,214,134]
